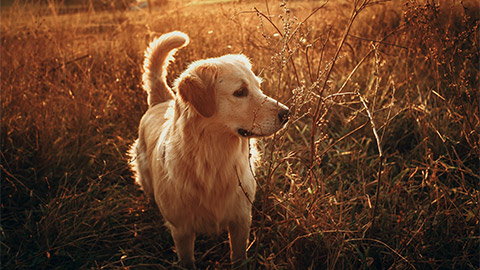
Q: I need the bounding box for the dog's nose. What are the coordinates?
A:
[278,108,289,125]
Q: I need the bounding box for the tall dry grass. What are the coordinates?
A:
[1,0,479,269]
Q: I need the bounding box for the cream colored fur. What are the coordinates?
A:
[130,31,289,268]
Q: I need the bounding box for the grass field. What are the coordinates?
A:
[1,0,479,269]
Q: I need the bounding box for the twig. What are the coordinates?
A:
[357,93,384,230]
[348,33,410,50]
[253,6,301,86]
[264,0,270,17]
[310,2,361,165]
[317,120,369,159]
[50,54,90,72]
[253,7,283,37]
[358,93,382,156]
[346,238,416,270]
[287,1,330,45]
[310,3,408,165]
[234,164,254,206]
[312,2,362,116]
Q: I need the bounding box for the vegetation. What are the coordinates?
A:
[1,0,478,269]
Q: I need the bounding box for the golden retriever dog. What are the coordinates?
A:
[129,31,289,268]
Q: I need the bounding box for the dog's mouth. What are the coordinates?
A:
[238,129,256,137]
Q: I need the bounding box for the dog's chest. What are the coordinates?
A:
[154,132,255,232]
[167,148,252,229]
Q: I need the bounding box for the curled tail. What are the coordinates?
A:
[143,31,189,107]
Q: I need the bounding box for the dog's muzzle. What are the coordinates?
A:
[278,108,289,125]
[238,108,290,137]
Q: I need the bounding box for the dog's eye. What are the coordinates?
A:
[233,87,248,97]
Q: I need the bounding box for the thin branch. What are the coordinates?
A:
[253,7,283,37]
[287,1,330,45]
[309,12,409,165]
[50,54,90,72]
[234,165,254,206]
[357,93,384,230]
[348,34,410,50]
[358,93,382,157]
[310,3,361,165]
[347,238,417,270]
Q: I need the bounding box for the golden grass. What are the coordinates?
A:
[1,0,479,269]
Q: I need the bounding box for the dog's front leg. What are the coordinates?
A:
[228,216,251,269]
[171,228,196,269]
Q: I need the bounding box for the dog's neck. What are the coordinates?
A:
[166,104,254,195]
[173,101,247,151]
[180,118,247,154]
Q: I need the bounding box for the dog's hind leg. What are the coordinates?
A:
[171,228,196,269]
[130,139,154,198]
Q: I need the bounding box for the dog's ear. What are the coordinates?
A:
[177,64,217,118]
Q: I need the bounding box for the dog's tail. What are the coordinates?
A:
[143,31,189,107]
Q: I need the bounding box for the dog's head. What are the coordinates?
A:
[175,54,289,138]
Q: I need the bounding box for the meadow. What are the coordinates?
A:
[1,0,479,269]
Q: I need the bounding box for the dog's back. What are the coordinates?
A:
[130,32,188,197]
